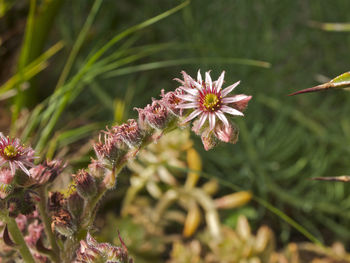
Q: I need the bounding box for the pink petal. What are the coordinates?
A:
[174,78,185,85]
[205,71,213,91]
[9,162,15,175]
[179,86,199,96]
[193,113,208,133]
[209,113,216,131]
[221,80,241,96]
[177,102,199,109]
[222,94,249,104]
[221,105,244,116]
[182,109,202,123]
[16,161,30,176]
[215,111,229,127]
[176,94,196,102]
[216,71,225,91]
[197,70,202,83]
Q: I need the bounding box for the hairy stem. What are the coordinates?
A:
[5,216,36,263]
[38,187,60,262]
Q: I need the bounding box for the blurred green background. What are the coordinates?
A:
[2,0,350,250]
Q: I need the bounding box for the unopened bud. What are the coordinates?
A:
[67,191,84,219]
[52,209,76,237]
[230,95,252,112]
[113,119,144,148]
[93,133,128,165]
[199,128,218,151]
[88,158,106,179]
[73,170,97,200]
[160,88,184,117]
[137,100,170,130]
[214,121,239,144]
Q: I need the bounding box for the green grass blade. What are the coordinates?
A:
[103,57,270,78]
[0,42,64,95]
[55,0,103,90]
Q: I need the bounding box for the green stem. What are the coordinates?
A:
[37,187,60,262]
[5,216,36,263]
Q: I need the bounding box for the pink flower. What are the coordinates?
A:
[0,133,35,176]
[176,70,252,133]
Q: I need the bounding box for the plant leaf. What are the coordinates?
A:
[289,71,350,96]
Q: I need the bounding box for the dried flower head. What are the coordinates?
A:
[51,209,76,237]
[176,70,252,133]
[0,133,35,176]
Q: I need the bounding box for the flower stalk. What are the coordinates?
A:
[4,215,36,263]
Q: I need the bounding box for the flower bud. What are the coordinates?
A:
[93,133,128,165]
[29,159,66,185]
[137,100,170,130]
[230,95,252,112]
[67,191,84,220]
[52,209,76,237]
[73,170,97,200]
[88,158,106,179]
[75,237,102,263]
[113,119,144,148]
[200,128,218,151]
[160,88,184,117]
[214,121,239,144]
[75,233,131,263]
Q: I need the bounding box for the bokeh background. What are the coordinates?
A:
[2,0,350,261]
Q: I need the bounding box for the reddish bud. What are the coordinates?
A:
[113,119,144,148]
[29,159,66,185]
[214,121,239,144]
[160,88,184,116]
[73,170,97,200]
[136,100,169,130]
[230,95,252,112]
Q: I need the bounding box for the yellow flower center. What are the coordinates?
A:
[3,145,18,159]
[203,94,220,111]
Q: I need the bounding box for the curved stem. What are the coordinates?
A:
[5,216,36,263]
[37,187,60,262]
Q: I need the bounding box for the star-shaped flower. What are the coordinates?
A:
[0,133,35,176]
[176,70,251,133]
